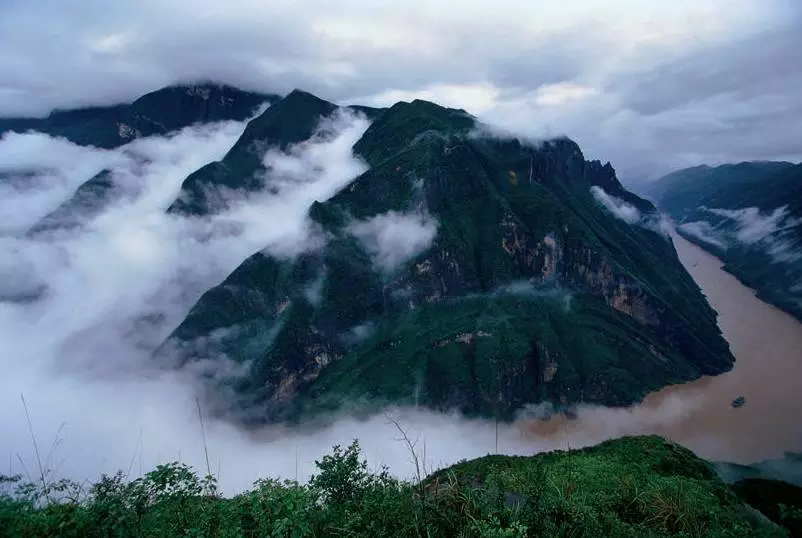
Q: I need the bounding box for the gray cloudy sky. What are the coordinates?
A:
[1,0,800,180]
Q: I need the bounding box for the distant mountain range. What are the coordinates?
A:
[1,83,735,423]
[647,162,802,321]
[0,83,276,149]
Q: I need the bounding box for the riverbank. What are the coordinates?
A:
[517,229,802,464]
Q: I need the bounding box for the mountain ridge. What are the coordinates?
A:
[0,82,276,149]
[647,161,802,321]
[2,84,737,425]
[157,90,734,423]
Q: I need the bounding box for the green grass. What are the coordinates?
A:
[0,436,786,537]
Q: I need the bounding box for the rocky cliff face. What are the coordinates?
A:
[160,95,733,423]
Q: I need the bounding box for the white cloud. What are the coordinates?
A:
[0,1,797,182]
[704,206,794,244]
[247,109,370,258]
[0,110,797,495]
[0,133,128,234]
[677,220,728,250]
[86,32,132,55]
[342,321,376,345]
[0,110,378,493]
[765,239,802,263]
[590,185,671,238]
[590,185,641,224]
[367,83,500,114]
[702,205,802,262]
[304,271,326,306]
[494,281,573,312]
[348,210,438,273]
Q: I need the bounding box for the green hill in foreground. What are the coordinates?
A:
[1,435,796,537]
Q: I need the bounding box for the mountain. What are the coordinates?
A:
[166,90,385,216]
[167,89,339,215]
[16,83,275,236]
[160,92,734,423]
[648,162,802,321]
[0,83,276,149]
[646,161,794,219]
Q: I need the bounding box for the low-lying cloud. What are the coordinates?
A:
[677,220,728,250]
[590,185,669,237]
[0,110,382,493]
[2,114,710,495]
[700,205,802,263]
[2,105,799,498]
[348,210,438,273]
[493,280,573,312]
[704,206,797,245]
[590,185,641,224]
[0,133,127,235]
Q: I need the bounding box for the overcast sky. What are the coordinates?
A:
[0,0,800,181]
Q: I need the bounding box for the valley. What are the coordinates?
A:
[2,2,801,533]
[517,229,802,464]
[2,85,800,476]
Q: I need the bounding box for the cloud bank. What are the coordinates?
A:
[1,1,800,181]
[1,108,764,495]
[0,110,385,493]
[590,185,669,237]
[590,185,641,224]
[700,205,802,262]
[677,221,728,250]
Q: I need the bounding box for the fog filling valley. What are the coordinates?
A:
[0,111,547,493]
[2,111,802,495]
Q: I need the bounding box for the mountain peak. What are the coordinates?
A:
[160,88,733,423]
[0,83,274,149]
[166,89,340,216]
[353,97,476,166]
[286,88,324,98]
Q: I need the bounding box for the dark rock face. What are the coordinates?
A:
[649,162,802,322]
[160,95,734,423]
[0,83,276,149]
[166,90,339,216]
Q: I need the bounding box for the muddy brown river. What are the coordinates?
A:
[517,229,802,464]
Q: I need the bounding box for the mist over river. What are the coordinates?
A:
[517,228,802,464]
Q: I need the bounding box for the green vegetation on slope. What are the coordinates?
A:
[645,162,794,219]
[0,436,786,537]
[649,162,802,321]
[731,479,802,536]
[164,96,732,423]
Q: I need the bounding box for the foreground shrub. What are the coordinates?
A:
[0,436,788,537]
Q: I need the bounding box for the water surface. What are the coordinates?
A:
[518,230,802,463]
